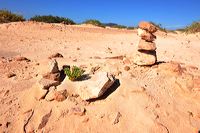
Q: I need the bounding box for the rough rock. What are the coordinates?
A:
[37,78,60,90]
[139,21,157,33]
[45,86,56,101]
[6,72,16,78]
[77,72,115,100]
[141,32,156,42]
[49,59,59,73]
[70,106,86,116]
[157,62,183,76]
[48,53,63,59]
[14,56,30,62]
[133,50,157,66]
[54,91,67,102]
[113,112,122,125]
[138,28,156,42]
[42,72,60,81]
[124,66,130,71]
[138,39,156,51]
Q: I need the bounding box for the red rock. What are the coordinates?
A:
[141,32,156,42]
[139,21,157,33]
[54,91,67,102]
[42,72,60,81]
[138,39,156,51]
[124,66,130,71]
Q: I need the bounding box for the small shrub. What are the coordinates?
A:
[127,26,135,30]
[64,66,85,81]
[30,15,75,25]
[0,9,25,23]
[184,22,200,34]
[111,24,127,29]
[83,19,105,28]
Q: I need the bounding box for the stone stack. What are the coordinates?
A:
[134,21,158,66]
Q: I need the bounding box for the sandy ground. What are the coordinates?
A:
[0,21,200,133]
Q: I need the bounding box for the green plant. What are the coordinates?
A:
[83,19,105,28]
[0,9,25,23]
[64,66,85,81]
[30,15,75,24]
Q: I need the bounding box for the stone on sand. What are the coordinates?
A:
[45,86,56,101]
[139,21,157,33]
[49,59,59,73]
[70,106,86,116]
[54,91,67,102]
[48,53,63,59]
[138,39,156,51]
[133,50,157,66]
[37,78,60,90]
[77,72,115,100]
[42,72,60,81]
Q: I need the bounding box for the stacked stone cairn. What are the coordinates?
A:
[134,21,158,66]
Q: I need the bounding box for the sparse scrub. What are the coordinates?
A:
[30,15,75,24]
[127,26,135,30]
[83,19,105,28]
[0,9,25,23]
[184,22,200,33]
[111,24,127,29]
[104,23,130,29]
[64,66,85,81]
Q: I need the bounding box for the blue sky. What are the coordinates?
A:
[0,0,199,29]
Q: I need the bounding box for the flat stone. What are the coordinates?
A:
[77,72,115,100]
[141,32,156,42]
[45,86,56,101]
[139,21,157,33]
[37,78,60,90]
[138,39,156,51]
[133,50,157,66]
[49,59,59,73]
